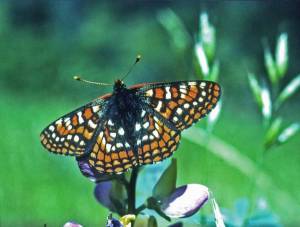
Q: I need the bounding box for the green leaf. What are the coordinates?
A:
[148,215,158,227]
[275,74,300,109]
[248,73,262,108]
[261,86,272,120]
[264,118,283,149]
[275,33,288,78]
[147,197,171,221]
[157,9,190,50]
[207,100,222,130]
[152,158,177,199]
[195,43,210,77]
[110,179,127,215]
[277,123,300,144]
[199,12,216,62]
[208,60,220,82]
[264,45,278,84]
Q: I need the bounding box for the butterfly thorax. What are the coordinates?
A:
[107,80,142,145]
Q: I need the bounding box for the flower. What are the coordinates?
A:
[63,221,83,227]
[160,184,209,218]
[94,181,116,211]
[77,157,113,182]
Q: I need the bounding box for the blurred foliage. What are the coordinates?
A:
[1,1,300,226]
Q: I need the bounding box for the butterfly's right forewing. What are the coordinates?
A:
[40,102,105,156]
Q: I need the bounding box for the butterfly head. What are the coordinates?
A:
[114,79,126,92]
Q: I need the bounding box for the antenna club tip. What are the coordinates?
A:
[73,76,81,81]
[136,54,142,62]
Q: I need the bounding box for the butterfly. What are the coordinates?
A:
[40,79,221,174]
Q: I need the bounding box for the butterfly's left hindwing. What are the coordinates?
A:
[40,102,104,156]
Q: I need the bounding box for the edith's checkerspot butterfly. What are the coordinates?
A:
[40,78,221,174]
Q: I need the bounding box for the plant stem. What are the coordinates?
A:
[127,166,139,214]
[135,203,147,214]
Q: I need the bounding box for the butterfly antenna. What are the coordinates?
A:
[121,54,142,81]
[73,76,112,86]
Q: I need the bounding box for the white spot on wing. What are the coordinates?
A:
[77,112,84,124]
[116,143,123,148]
[142,135,148,141]
[92,105,100,112]
[67,135,72,140]
[118,127,125,135]
[146,89,154,97]
[200,82,206,87]
[55,119,62,125]
[176,108,183,115]
[165,86,171,99]
[153,130,160,138]
[74,135,79,142]
[155,101,163,112]
[110,132,116,138]
[202,91,206,96]
[88,120,97,129]
[135,123,141,131]
[188,82,197,86]
[49,125,55,132]
[108,119,114,126]
[141,110,146,117]
[184,103,190,109]
[143,122,149,129]
[106,144,112,152]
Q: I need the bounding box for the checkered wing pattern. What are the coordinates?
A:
[140,81,221,130]
[88,119,137,174]
[40,103,103,156]
[135,109,181,165]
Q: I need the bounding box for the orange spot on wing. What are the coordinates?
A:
[213,90,220,97]
[171,87,178,98]
[76,126,84,134]
[168,101,178,109]
[155,88,164,99]
[84,108,93,119]
[143,144,150,152]
[119,151,128,159]
[72,115,78,126]
[214,84,220,91]
[150,141,158,149]
[105,155,111,162]
[111,153,118,160]
[153,156,161,162]
[163,133,170,142]
[189,86,198,98]
[83,129,93,140]
[159,139,165,148]
[97,151,104,160]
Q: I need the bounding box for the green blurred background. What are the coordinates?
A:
[0,1,299,226]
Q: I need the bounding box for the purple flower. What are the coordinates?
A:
[77,157,113,182]
[161,184,209,218]
[63,221,83,227]
[94,181,116,211]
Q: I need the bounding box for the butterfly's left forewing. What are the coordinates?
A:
[40,101,105,156]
